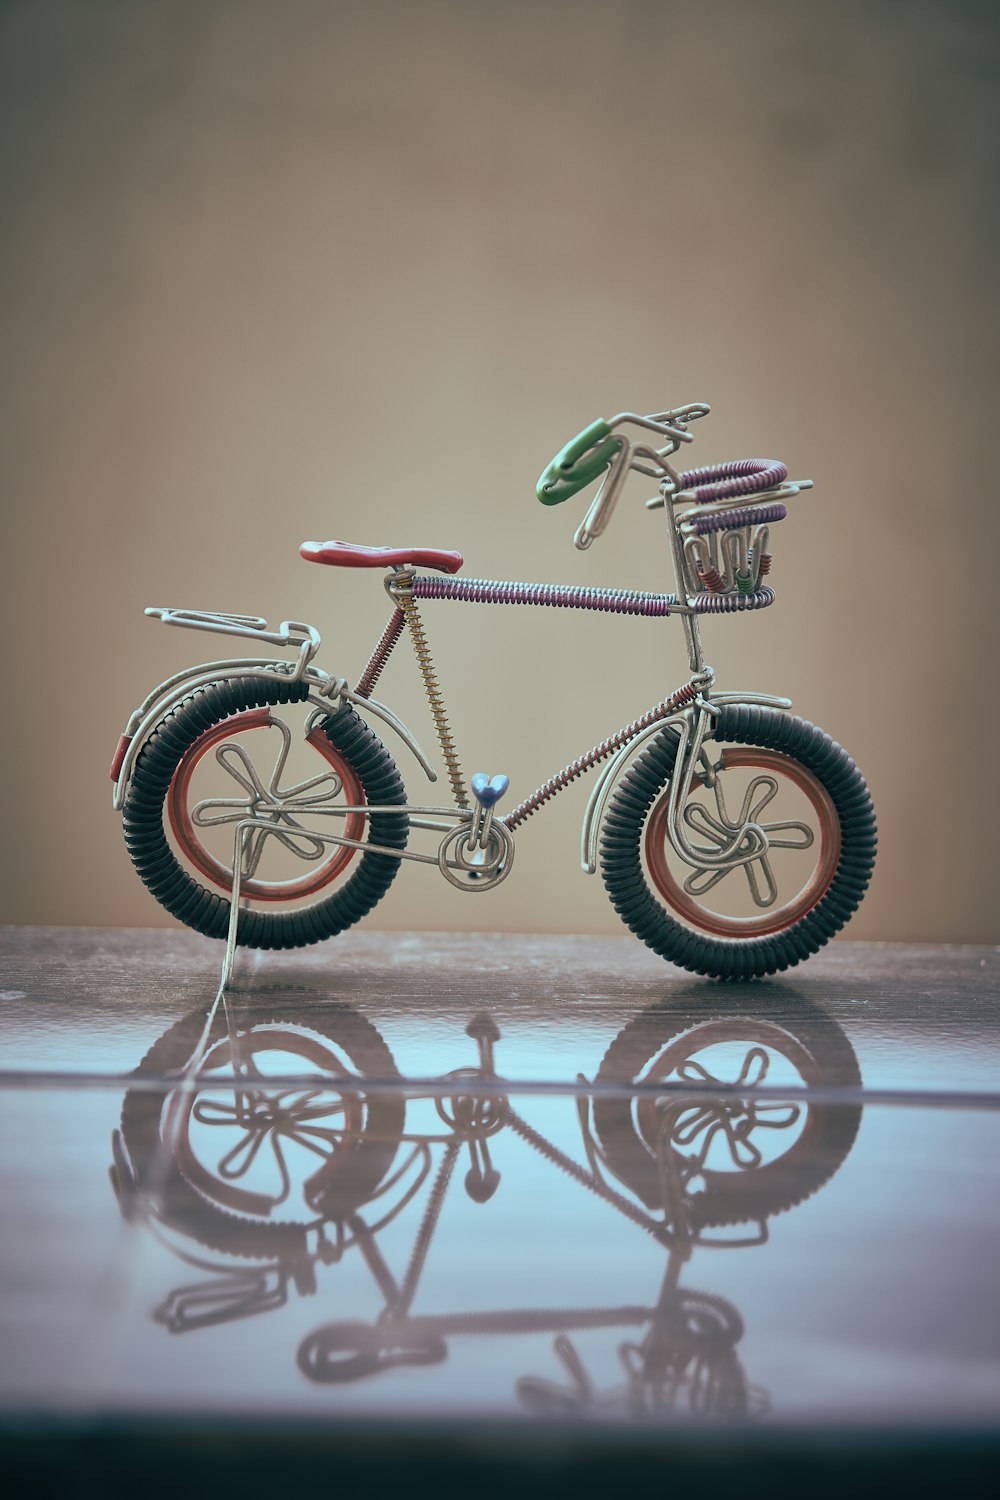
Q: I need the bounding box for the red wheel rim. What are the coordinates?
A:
[167,711,366,902]
[644,748,840,938]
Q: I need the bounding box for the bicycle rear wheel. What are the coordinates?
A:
[122,675,408,949]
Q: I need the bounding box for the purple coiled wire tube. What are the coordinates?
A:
[678,458,788,504]
[685,501,788,537]
[411,576,675,616]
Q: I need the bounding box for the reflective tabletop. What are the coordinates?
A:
[1,928,998,1487]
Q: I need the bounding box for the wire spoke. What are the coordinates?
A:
[744,854,777,908]
[216,742,270,801]
[697,774,768,862]
[191,798,257,828]
[279,1124,348,1160]
[726,1126,764,1169]
[662,1049,805,1170]
[279,768,344,802]
[263,1135,294,1206]
[264,717,294,796]
[217,1125,271,1181]
[760,818,814,850]
[270,1091,351,1129]
[734,1046,770,1088]
[671,1105,720,1147]
[181,714,361,885]
[192,1096,244,1126]
[683,802,731,845]
[676,1059,725,1088]
[744,1102,801,1130]
[738,774,779,828]
[682,863,733,897]
[267,812,328,862]
[710,769,746,832]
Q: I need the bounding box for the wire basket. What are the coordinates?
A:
[670,460,805,603]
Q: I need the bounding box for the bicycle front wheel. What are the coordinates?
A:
[122,675,408,949]
[600,706,876,978]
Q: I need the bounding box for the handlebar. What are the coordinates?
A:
[536,420,623,506]
[536,408,704,549]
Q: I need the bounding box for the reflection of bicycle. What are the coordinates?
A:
[113,1004,405,1261]
[110,402,876,978]
[111,990,862,1416]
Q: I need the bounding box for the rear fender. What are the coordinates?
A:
[111,657,313,810]
[111,661,436,810]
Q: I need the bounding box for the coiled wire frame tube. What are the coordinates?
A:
[411,576,675,616]
[354,607,406,700]
[400,569,774,830]
[504,680,702,833]
[395,587,469,811]
[412,573,772,618]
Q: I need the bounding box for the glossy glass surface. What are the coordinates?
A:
[1,930,998,1434]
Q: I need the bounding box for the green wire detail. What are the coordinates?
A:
[536,419,622,506]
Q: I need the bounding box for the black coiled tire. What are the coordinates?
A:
[122,676,408,948]
[600,706,876,979]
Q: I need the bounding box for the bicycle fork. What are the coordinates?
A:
[652,494,812,894]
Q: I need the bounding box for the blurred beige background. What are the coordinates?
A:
[1,0,997,943]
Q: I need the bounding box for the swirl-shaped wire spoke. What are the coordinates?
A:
[190,1086,352,1208]
[665,1047,802,1172]
[189,716,346,877]
[680,770,814,909]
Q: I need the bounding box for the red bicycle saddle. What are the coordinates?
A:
[300,540,464,574]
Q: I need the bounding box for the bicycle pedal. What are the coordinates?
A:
[470,772,510,808]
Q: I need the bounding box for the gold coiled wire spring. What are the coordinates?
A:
[395,585,469,810]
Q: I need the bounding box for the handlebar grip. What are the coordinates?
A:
[536,419,623,506]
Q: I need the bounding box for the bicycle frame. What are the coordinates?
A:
[108,399,877,991]
[112,467,804,886]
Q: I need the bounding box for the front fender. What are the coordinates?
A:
[579,690,795,873]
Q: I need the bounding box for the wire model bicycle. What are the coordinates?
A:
[111,401,876,979]
[110,990,862,1416]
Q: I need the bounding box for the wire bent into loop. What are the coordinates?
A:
[677,460,788,505]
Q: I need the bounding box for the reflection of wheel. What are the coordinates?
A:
[123,676,408,948]
[601,706,876,978]
[633,1290,750,1417]
[120,1005,405,1259]
[593,994,862,1228]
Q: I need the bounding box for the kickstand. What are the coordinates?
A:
[177,820,256,1086]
